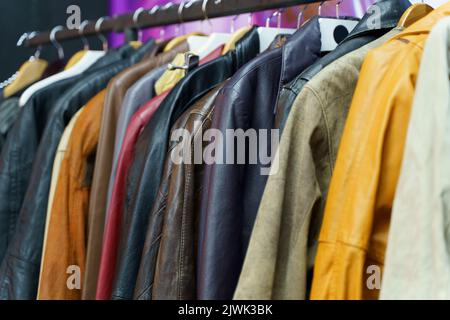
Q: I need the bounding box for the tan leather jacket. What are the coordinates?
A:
[234,28,401,301]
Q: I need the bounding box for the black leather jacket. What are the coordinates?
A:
[111,28,260,300]
[275,0,412,131]
[0,44,135,268]
[0,98,20,152]
[0,40,156,300]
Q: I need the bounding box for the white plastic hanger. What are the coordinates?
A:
[257,9,296,53]
[19,25,105,106]
[190,0,231,59]
[316,1,359,52]
[175,0,208,53]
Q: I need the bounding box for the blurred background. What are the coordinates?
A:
[0,0,447,81]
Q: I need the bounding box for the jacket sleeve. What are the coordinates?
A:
[381,20,450,300]
[311,41,422,300]
[233,86,327,300]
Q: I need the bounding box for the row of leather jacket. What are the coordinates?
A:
[0,0,447,300]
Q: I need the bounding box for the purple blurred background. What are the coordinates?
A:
[108,0,377,47]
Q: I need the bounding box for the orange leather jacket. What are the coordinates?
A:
[38,90,106,300]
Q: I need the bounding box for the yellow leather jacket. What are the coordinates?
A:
[311,3,450,300]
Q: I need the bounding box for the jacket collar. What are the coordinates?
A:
[296,0,411,84]
[280,16,322,84]
[341,0,412,44]
[129,39,157,64]
[233,27,260,69]
[391,2,450,40]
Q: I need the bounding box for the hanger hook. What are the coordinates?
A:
[95,17,109,51]
[17,32,42,59]
[133,7,145,42]
[162,2,174,37]
[231,14,239,33]
[177,0,186,36]
[203,0,220,30]
[178,1,186,24]
[163,2,174,10]
[148,5,163,41]
[16,32,30,47]
[162,1,175,34]
[266,9,283,29]
[336,0,343,19]
[318,1,325,16]
[177,0,195,35]
[29,32,42,59]
[133,7,145,27]
[149,4,160,15]
[248,12,253,27]
[297,5,309,28]
[79,20,90,50]
[277,8,284,28]
[50,25,65,60]
[202,0,212,29]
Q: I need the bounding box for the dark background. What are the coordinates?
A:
[0,0,108,81]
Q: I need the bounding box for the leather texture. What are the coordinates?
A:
[104,64,170,221]
[102,42,189,231]
[0,39,156,300]
[135,84,223,300]
[275,0,412,132]
[195,21,325,300]
[83,41,187,300]
[0,43,134,268]
[311,3,450,300]
[234,28,402,301]
[37,107,83,299]
[381,17,450,300]
[111,28,260,300]
[0,77,85,266]
[38,90,105,300]
[96,90,170,300]
[0,98,20,152]
[97,46,223,300]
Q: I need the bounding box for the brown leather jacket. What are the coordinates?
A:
[83,40,189,299]
[133,84,224,300]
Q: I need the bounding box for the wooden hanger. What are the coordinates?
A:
[4,32,48,98]
[3,58,48,98]
[398,3,434,28]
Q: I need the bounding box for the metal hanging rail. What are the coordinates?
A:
[23,0,329,47]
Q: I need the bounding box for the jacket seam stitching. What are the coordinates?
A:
[304,86,335,175]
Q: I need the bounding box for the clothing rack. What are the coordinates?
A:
[23,0,331,47]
